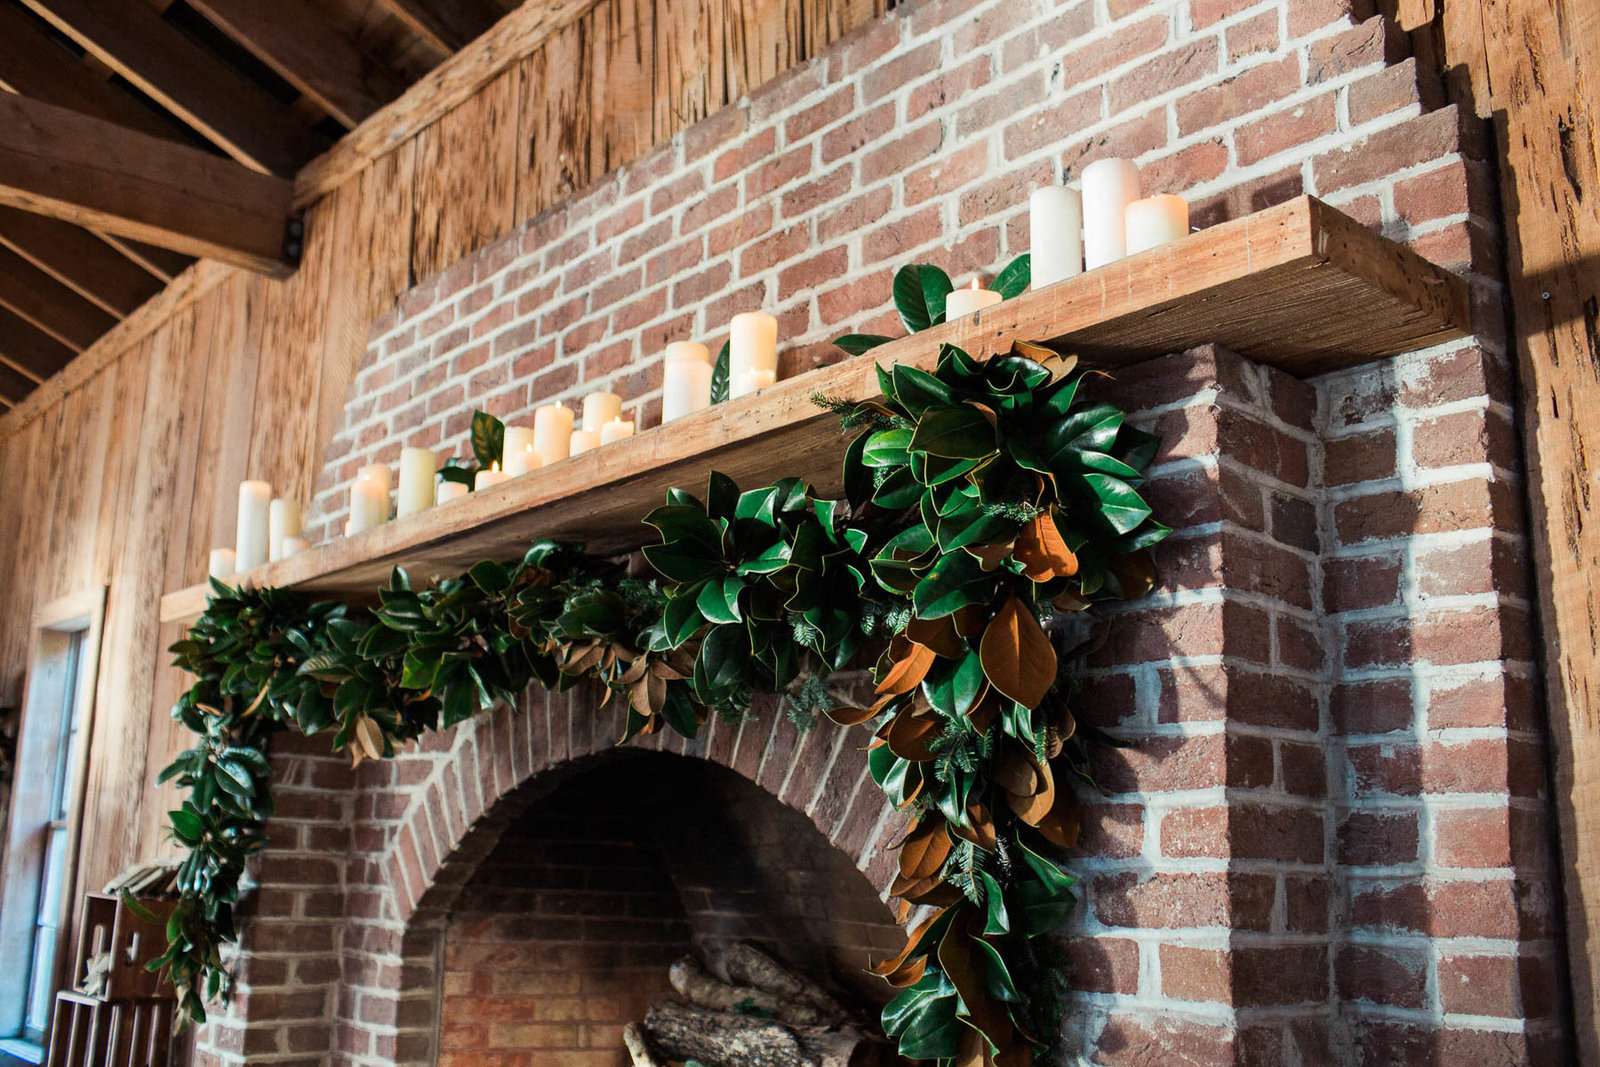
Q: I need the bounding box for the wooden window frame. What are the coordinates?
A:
[0,588,107,1040]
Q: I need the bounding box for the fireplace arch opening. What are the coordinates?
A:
[434,748,906,1066]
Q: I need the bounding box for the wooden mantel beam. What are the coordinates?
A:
[0,94,295,277]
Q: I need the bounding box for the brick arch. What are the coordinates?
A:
[330,682,904,1066]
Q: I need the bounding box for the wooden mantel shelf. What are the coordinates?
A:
[159,195,1468,623]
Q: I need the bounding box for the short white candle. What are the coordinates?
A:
[729,312,779,385]
[348,471,387,535]
[945,279,1004,319]
[732,368,777,397]
[208,548,236,580]
[665,341,710,365]
[279,537,310,559]
[475,464,510,491]
[397,447,438,518]
[663,357,714,421]
[436,480,469,505]
[570,428,602,455]
[501,426,537,475]
[600,418,636,445]
[1082,158,1141,269]
[1125,193,1190,255]
[267,498,302,563]
[581,391,623,433]
[533,404,574,465]
[235,481,272,571]
[359,464,393,525]
[1029,186,1084,287]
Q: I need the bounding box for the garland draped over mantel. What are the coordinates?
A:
[155,270,1169,1066]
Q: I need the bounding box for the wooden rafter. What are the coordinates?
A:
[186,0,406,129]
[0,3,181,144]
[0,206,163,318]
[0,305,73,383]
[94,234,193,284]
[0,245,115,350]
[17,0,326,176]
[0,94,294,276]
[372,0,498,57]
[0,359,36,405]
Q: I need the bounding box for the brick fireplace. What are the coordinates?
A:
[188,0,1565,1064]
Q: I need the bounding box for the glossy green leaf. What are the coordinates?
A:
[711,341,731,403]
[911,404,998,460]
[992,253,1031,299]
[835,333,894,355]
[470,409,504,469]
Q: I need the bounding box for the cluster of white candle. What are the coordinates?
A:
[1028,158,1191,288]
[209,481,306,580]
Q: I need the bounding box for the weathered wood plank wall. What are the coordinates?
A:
[0,0,886,911]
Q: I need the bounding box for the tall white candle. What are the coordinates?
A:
[581,392,623,433]
[665,341,710,365]
[279,537,310,559]
[208,548,236,580]
[1029,186,1084,287]
[268,498,302,562]
[348,472,387,535]
[1125,193,1190,255]
[533,404,575,465]
[945,279,1003,318]
[475,464,510,491]
[663,357,713,422]
[570,429,602,455]
[600,418,635,445]
[235,481,272,571]
[359,464,393,525]
[436,480,469,505]
[502,426,540,476]
[1082,158,1141,270]
[397,447,438,517]
[729,312,779,385]
[732,368,776,397]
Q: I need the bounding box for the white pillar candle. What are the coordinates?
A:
[533,404,575,465]
[945,279,1004,319]
[732,368,777,398]
[267,498,302,562]
[1029,186,1084,288]
[348,471,388,535]
[208,548,236,580]
[1125,193,1190,255]
[436,481,469,505]
[600,418,635,445]
[396,447,438,518]
[729,312,779,384]
[570,429,602,455]
[235,481,272,571]
[665,341,710,365]
[581,391,623,433]
[663,357,714,422]
[359,464,393,524]
[475,464,510,491]
[279,537,310,559]
[1082,158,1141,270]
[501,426,538,476]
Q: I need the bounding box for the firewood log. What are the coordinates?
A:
[723,942,850,1022]
[622,1022,665,1067]
[643,1001,809,1067]
[668,955,843,1028]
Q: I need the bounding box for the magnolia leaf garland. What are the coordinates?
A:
[153,341,1168,1065]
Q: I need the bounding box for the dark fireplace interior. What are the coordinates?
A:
[437,750,906,1065]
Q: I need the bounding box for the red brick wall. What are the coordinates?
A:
[436,754,902,1066]
[186,0,1570,1063]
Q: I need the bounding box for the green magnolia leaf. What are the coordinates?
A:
[467,560,510,594]
[892,364,954,416]
[911,405,998,460]
[439,460,476,486]
[971,936,1020,1002]
[992,253,1031,299]
[979,871,1010,935]
[863,428,914,468]
[470,409,504,469]
[913,551,992,618]
[660,683,700,738]
[1061,473,1153,534]
[893,264,954,333]
[696,575,745,624]
[711,341,731,403]
[169,808,205,845]
[834,333,894,355]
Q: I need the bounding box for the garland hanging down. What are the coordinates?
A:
[154,270,1169,1065]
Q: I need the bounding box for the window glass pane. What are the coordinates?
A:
[23,927,56,1034]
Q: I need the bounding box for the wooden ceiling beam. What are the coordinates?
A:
[0,94,295,277]
[186,0,407,129]
[372,0,499,56]
[0,245,115,350]
[0,305,74,382]
[0,3,180,143]
[0,206,163,318]
[0,359,38,405]
[94,234,194,284]
[18,0,327,176]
